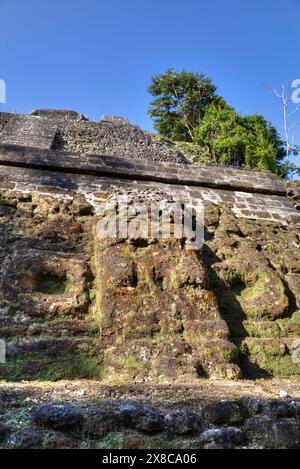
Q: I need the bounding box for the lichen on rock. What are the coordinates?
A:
[0,109,300,448]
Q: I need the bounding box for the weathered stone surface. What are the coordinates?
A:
[261,400,300,419]
[0,156,298,226]
[95,228,241,381]
[0,423,10,441]
[214,250,288,320]
[0,142,286,195]
[0,108,300,450]
[164,411,203,435]
[241,397,264,416]
[0,384,300,449]
[245,415,300,449]
[0,189,104,381]
[31,405,84,431]
[83,407,118,437]
[7,429,44,449]
[1,249,91,319]
[270,419,300,448]
[201,427,245,449]
[203,401,248,425]
[6,337,93,358]
[0,181,299,381]
[292,339,300,364]
[0,110,187,164]
[118,403,163,433]
[0,111,299,412]
[0,115,57,149]
[30,109,86,123]
[286,180,300,210]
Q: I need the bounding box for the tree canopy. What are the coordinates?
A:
[148,69,216,142]
[148,70,286,176]
[193,97,285,172]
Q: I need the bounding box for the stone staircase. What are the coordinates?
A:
[0,316,101,382]
[0,115,57,149]
[228,314,300,378]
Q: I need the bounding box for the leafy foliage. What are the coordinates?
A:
[148,70,287,175]
[193,98,285,173]
[148,69,216,141]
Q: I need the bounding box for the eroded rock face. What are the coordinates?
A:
[91,189,241,381]
[286,181,300,210]
[203,203,300,378]
[0,190,102,381]
[0,109,299,449]
[89,189,300,381]
[0,182,299,382]
[96,236,241,381]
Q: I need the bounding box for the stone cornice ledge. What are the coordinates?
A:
[0,143,286,196]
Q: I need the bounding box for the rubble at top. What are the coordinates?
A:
[0,109,188,164]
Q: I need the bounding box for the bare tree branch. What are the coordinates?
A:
[272,82,300,165]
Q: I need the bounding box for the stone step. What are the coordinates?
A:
[229,319,300,339]
[0,318,98,338]
[102,335,242,382]
[6,336,94,357]
[0,337,102,381]
[182,319,230,340]
[234,337,300,379]
[0,115,57,149]
[236,337,295,355]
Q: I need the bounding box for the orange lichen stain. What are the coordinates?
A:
[140,258,157,267]
[22,275,36,290]
[113,288,137,298]
[203,291,217,301]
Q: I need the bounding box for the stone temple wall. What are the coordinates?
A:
[0,110,299,384]
[0,143,298,226]
[0,110,188,163]
[286,180,300,211]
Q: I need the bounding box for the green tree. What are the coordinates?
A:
[148,69,216,141]
[193,98,285,173]
[148,70,287,175]
[241,114,285,172]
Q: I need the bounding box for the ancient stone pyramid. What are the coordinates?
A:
[0,109,299,382]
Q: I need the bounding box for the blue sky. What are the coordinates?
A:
[0,0,299,151]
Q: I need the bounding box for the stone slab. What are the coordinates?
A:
[0,144,286,196]
[0,116,57,149]
[0,164,298,225]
